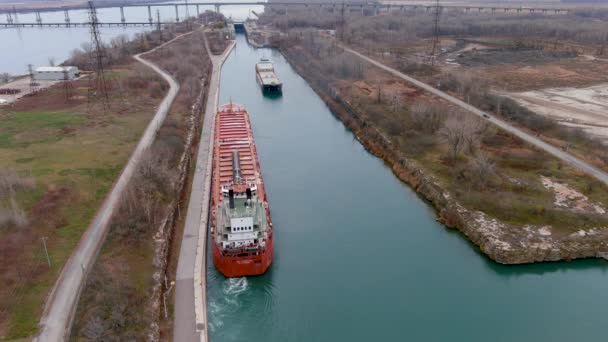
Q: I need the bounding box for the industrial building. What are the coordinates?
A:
[35,66,80,81]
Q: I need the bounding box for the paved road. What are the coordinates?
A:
[341,45,608,186]
[173,39,235,342]
[34,33,190,341]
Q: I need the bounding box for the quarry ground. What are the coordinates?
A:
[508,83,608,144]
[442,43,608,145]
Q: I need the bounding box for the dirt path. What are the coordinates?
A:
[340,43,608,186]
[34,32,196,341]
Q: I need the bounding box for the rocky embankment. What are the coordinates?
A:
[280,47,608,264]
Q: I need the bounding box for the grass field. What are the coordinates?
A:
[0,63,164,339]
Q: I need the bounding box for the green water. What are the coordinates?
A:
[207,34,608,342]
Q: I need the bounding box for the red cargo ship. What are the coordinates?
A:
[211,103,273,277]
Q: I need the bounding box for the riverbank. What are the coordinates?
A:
[278,41,608,264]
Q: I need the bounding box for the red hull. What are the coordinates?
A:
[212,232,273,277]
[211,103,274,278]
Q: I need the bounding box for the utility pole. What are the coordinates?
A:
[63,68,73,102]
[27,64,38,94]
[429,0,441,66]
[41,237,51,268]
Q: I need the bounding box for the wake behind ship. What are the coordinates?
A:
[211,103,274,277]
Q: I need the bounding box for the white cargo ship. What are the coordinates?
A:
[255,58,282,94]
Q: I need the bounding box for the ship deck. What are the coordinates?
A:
[258,70,282,86]
[215,104,260,185]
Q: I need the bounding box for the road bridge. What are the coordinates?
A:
[0,22,164,28]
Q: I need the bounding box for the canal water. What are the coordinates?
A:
[1,0,261,75]
[209,33,608,342]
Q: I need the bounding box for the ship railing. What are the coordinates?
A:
[221,179,257,189]
[221,246,266,257]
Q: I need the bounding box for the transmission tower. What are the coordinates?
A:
[157,9,163,40]
[185,0,191,30]
[27,64,38,94]
[63,68,73,102]
[339,1,346,42]
[429,0,441,65]
[86,0,110,112]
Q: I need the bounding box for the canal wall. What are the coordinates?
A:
[279,47,608,265]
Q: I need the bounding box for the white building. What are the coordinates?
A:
[34,66,80,81]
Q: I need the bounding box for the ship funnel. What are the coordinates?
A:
[245,188,252,207]
[232,150,242,182]
[228,189,235,209]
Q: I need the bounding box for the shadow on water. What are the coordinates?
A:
[485,256,608,278]
[262,91,283,99]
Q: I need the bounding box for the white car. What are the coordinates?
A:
[0,99,8,105]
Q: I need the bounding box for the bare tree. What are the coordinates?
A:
[441,115,467,159]
[409,102,445,133]
[440,112,485,159]
[82,316,107,340]
[0,73,11,83]
[48,57,56,66]
[391,94,402,112]
[469,153,496,190]
[462,115,487,155]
